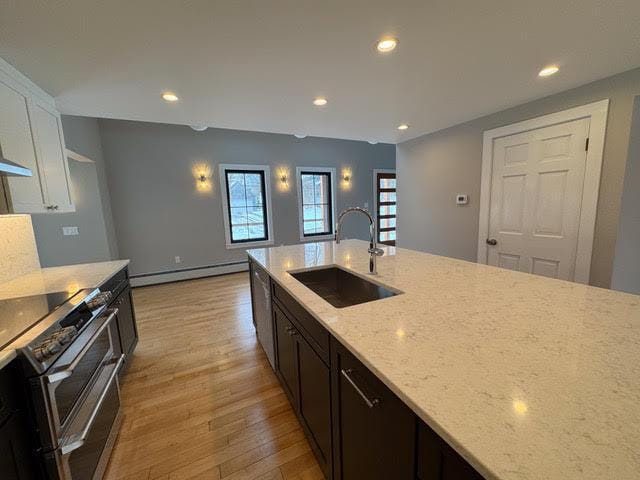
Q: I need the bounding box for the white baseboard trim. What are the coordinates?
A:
[130,262,248,287]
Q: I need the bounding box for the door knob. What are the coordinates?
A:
[486,238,497,246]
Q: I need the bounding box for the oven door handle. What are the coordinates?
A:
[46,309,119,384]
[60,354,124,455]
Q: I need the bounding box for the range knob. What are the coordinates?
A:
[52,326,77,345]
[86,291,112,310]
[33,339,62,362]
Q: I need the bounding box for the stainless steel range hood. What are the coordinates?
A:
[0,154,32,177]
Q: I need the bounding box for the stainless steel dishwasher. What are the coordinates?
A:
[251,264,276,370]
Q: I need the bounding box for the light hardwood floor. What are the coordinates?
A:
[104,273,323,480]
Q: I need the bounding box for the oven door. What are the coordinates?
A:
[34,309,119,450]
[43,355,124,480]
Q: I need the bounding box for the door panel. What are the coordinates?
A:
[332,339,415,480]
[297,335,331,476]
[32,103,74,212]
[273,305,297,405]
[0,80,47,213]
[487,118,590,281]
[375,171,396,246]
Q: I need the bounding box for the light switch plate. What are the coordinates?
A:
[62,226,79,236]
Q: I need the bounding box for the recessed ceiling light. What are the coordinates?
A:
[162,92,179,102]
[294,134,307,139]
[397,124,409,131]
[377,37,398,53]
[368,140,379,145]
[190,124,208,132]
[313,97,328,106]
[538,65,559,77]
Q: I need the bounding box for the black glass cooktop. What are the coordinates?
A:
[0,291,77,350]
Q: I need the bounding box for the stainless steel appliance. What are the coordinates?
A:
[251,265,275,370]
[1,288,123,480]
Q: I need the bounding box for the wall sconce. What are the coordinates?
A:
[341,168,352,191]
[192,163,213,194]
[277,166,290,192]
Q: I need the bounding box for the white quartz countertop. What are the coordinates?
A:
[247,240,640,480]
[0,260,130,300]
[0,260,130,368]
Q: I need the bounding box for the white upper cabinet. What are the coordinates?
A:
[0,58,75,213]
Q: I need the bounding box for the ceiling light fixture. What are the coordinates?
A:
[190,124,208,132]
[294,134,307,139]
[162,92,179,102]
[313,97,328,106]
[376,36,398,53]
[538,65,559,77]
[368,140,379,145]
[397,124,409,131]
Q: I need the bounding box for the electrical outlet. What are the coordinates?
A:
[62,226,79,236]
[174,256,181,264]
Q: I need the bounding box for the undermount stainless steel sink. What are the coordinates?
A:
[289,266,401,308]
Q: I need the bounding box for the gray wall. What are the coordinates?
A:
[98,119,395,276]
[612,96,640,294]
[31,116,117,266]
[397,67,640,288]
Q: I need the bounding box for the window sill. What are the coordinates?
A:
[299,234,335,243]
[225,239,274,250]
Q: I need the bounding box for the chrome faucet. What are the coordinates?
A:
[335,207,384,275]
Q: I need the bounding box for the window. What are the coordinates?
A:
[296,167,336,241]
[374,170,396,246]
[219,165,273,248]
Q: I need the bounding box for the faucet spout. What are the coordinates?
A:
[335,207,384,274]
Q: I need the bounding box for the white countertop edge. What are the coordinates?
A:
[247,250,498,480]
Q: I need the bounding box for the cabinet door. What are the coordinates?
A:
[114,287,138,358]
[31,101,74,212]
[273,304,298,406]
[418,422,484,480]
[0,80,47,213]
[297,334,332,476]
[0,412,38,480]
[332,339,416,480]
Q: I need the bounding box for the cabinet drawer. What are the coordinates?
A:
[418,421,484,480]
[272,281,329,360]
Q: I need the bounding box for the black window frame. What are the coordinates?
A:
[299,170,334,238]
[224,169,269,244]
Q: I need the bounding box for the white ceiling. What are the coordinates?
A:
[1,0,639,144]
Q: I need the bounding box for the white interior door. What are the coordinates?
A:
[486,118,590,280]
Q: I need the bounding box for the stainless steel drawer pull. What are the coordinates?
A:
[341,368,380,409]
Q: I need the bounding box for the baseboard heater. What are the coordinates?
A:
[130,260,248,287]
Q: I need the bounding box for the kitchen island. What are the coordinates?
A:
[247,239,640,480]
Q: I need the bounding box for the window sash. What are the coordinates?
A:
[300,172,333,237]
[224,169,269,243]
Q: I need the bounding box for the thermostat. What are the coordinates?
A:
[456,194,469,205]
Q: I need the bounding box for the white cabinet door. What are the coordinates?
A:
[0,80,48,213]
[31,101,74,212]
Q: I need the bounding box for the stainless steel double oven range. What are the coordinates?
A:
[9,288,124,479]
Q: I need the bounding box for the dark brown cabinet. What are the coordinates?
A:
[330,338,416,480]
[112,286,138,360]
[0,362,38,480]
[274,304,298,404]
[253,261,485,480]
[418,421,484,480]
[273,302,332,478]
